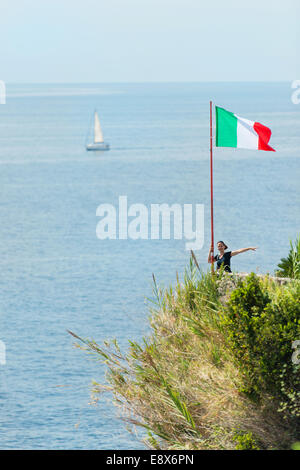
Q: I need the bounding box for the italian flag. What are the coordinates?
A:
[215,106,275,152]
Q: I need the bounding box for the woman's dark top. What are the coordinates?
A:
[214,251,232,272]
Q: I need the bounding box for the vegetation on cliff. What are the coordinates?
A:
[276,236,300,280]
[70,258,300,450]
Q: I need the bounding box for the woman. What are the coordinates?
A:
[208,241,257,273]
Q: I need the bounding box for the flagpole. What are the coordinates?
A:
[210,101,214,272]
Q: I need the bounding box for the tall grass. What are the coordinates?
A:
[276,236,300,280]
[69,258,299,450]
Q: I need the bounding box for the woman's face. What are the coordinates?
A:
[217,242,225,252]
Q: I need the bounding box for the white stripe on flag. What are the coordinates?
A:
[236,115,258,149]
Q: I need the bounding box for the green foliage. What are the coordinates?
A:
[71,258,300,450]
[221,273,300,423]
[291,442,300,450]
[278,363,300,419]
[276,236,300,279]
[233,431,260,450]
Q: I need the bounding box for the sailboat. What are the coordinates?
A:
[86,111,110,151]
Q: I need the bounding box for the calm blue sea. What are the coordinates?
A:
[0,83,299,449]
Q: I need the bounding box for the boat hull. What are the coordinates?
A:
[86,142,110,151]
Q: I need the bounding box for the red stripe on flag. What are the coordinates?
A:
[253,122,275,151]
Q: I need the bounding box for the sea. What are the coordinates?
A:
[0,82,299,449]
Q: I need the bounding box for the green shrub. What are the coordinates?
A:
[221,273,300,423]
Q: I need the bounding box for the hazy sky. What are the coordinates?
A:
[0,0,299,82]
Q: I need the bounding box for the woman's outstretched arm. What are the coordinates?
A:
[231,247,257,257]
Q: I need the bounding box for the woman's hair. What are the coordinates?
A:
[217,240,228,250]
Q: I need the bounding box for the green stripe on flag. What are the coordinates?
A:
[215,106,238,148]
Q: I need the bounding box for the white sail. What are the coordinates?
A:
[94,111,104,143]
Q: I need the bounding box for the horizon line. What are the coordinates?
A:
[4,80,293,86]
